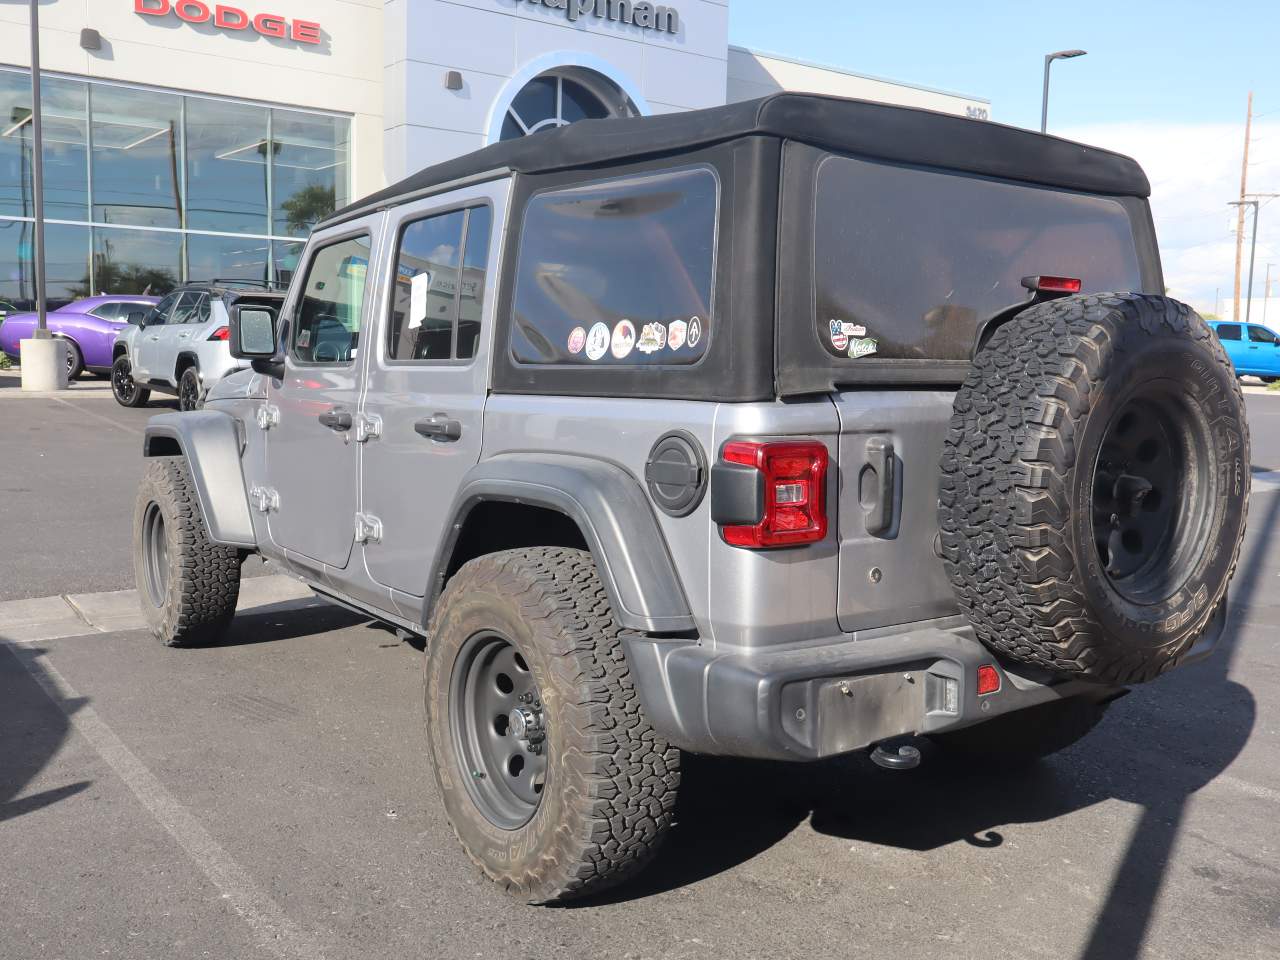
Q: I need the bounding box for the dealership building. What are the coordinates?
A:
[0,0,990,306]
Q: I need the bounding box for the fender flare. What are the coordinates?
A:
[143,411,256,548]
[427,453,696,635]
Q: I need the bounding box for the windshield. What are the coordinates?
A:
[814,155,1144,362]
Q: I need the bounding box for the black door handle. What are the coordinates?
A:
[863,437,897,536]
[318,410,353,431]
[415,414,463,442]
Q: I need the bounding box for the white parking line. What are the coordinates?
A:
[6,644,329,960]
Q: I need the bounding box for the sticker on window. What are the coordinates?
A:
[611,320,636,360]
[585,322,610,361]
[409,271,432,330]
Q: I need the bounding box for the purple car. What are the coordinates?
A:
[0,295,160,380]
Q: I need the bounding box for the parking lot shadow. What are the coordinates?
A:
[206,600,370,648]
[0,645,91,824]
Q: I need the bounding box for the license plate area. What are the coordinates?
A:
[814,670,926,756]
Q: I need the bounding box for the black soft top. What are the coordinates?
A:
[324,93,1149,228]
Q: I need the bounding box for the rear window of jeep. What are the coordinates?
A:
[814,156,1143,362]
[509,167,717,367]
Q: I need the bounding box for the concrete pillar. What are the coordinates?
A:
[19,338,68,392]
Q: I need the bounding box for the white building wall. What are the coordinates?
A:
[383,0,730,182]
[727,46,991,121]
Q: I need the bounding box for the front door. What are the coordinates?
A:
[133,291,180,379]
[1247,324,1280,376]
[264,222,380,570]
[358,181,507,597]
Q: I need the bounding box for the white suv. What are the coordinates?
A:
[111,283,283,410]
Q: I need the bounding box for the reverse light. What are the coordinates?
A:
[718,440,829,548]
[1021,275,1082,295]
[208,326,230,341]
[977,664,1002,696]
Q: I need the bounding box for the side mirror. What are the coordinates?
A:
[127,310,147,326]
[228,304,284,378]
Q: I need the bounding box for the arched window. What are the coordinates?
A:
[499,68,640,141]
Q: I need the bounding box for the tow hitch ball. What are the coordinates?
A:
[870,740,923,771]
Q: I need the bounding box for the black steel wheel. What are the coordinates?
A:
[112,355,150,408]
[450,632,548,830]
[178,366,202,412]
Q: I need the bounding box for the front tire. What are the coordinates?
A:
[134,457,241,647]
[424,547,680,904]
[112,355,150,407]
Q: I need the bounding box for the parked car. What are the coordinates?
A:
[111,282,285,410]
[1209,319,1280,382]
[0,295,158,379]
[132,94,1248,904]
[0,299,19,321]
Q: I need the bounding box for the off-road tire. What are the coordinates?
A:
[134,456,240,647]
[424,547,680,904]
[112,355,150,407]
[939,294,1249,685]
[931,695,1109,768]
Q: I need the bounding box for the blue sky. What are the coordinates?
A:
[729,1,1280,314]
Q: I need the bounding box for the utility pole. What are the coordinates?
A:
[1215,287,1221,317]
[1233,92,1253,322]
[1229,194,1280,326]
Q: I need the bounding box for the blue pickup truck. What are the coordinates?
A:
[1209,319,1280,382]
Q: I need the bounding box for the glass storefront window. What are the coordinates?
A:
[0,220,90,309]
[272,108,350,238]
[187,233,270,284]
[92,227,182,296]
[91,84,183,228]
[0,72,89,221]
[186,97,269,235]
[272,239,305,288]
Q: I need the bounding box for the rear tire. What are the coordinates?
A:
[112,355,150,407]
[424,547,680,904]
[134,457,240,647]
[931,696,1109,768]
[178,366,203,412]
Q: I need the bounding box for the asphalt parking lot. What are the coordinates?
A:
[3,374,1280,960]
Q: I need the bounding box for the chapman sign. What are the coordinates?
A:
[133,0,322,44]
[513,0,680,35]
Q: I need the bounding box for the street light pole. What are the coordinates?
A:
[27,0,48,338]
[1230,195,1280,325]
[1041,49,1087,134]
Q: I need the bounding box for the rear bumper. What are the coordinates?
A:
[626,605,1227,761]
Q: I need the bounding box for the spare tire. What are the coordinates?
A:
[939,293,1249,684]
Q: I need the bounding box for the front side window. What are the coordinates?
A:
[290,234,370,364]
[1248,325,1277,344]
[1216,324,1242,342]
[387,205,492,362]
[510,167,718,367]
[814,156,1144,362]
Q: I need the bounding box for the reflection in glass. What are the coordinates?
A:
[0,71,89,220]
[187,233,269,284]
[186,97,269,234]
[92,228,182,296]
[458,206,492,360]
[388,209,465,361]
[0,220,90,309]
[272,109,350,238]
[292,234,369,364]
[272,240,305,288]
[91,84,183,228]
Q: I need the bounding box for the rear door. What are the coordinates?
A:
[358,181,507,597]
[263,220,381,570]
[1214,323,1246,372]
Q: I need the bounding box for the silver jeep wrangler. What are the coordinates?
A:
[131,94,1250,904]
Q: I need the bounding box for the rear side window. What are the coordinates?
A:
[814,156,1144,362]
[291,234,370,365]
[387,205,492,362]
[509,167,717,367]
[1216,324,1242,342]
[89,303,121,319]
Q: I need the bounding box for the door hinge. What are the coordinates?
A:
[256,404,280,431]
[354,513,383,544]
[355,413,383,443]
[250,486,279,513]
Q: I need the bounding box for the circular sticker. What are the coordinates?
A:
[611,319,636,359]
[585,322,611,361]
[687,317,702,349]
[567,326,587,355]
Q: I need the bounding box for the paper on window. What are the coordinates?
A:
[409,271,432,329]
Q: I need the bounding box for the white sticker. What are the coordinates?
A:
[297,329,311,349]
[668,319,688,351]
[611,319,636,359]
[844,323,867,338]
[585,322,611,361]
[687,317,702,349]
[637,322,667,355]
[848,337,879,359]
[567,326,587,355]
[409,271,432,330]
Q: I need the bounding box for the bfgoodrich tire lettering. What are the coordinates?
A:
[939,294,1249,684]
[424,547,680,904]
[133,456,241,647]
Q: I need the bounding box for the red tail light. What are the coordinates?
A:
[977,664,1002,696]
[1022,275,1082,294]
[208,326,230,341]
[719,441,829,548]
